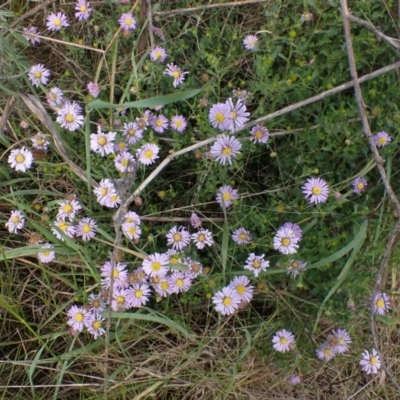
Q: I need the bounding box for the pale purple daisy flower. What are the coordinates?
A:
[76,217,97,241]
[114,151,136,173]
[288,374,302,385]
[250,124,269,143]
[191,229,213,250]
[232,88,252,104]
[37,243,56,263]
[286,260,307,278]
[212,287,241,316]
[151,114,169,133]
[8,147,33,172]
[75,0,92,21]
[209,103,231,131]
[6,210,25,234]
[280,222,303,241]
[114,141,128,153]
[372,291,390,315]
[273,228,299,255]
[31,133,50,150]
[360,349,381,374]
[152,26,165,41]
[243,34,258,50]
[164,63,188,87]
[136,110,153,130]
[90,128,116,157]
[67,305,90,332]
[51,219,76,241]
[186,259,203,278]
[56,101,84,131]
[142,252,170,277]
[210,135,242,166]
[302,177,330,204]
[86,314,105,340]
[46,87,64,108]
[119,13,136,31]
[104,192,121,208]
[88,293,105,314]
[373,131,391,147]
[232,227,252,245]
[100,261,129,289]
[124,211,141,225]
[111,288,130,311]
[272,330,295,353]
[93,179,117,206]
[170,115,187,133]
[327,328,352,354]
[316,343,336,361]
[87,81,100,97]
[229,276,254,303]
[23,26,41,45]
[137,143,160,165]
[169,271,192,294]
[46,12,69,31]
[244,253,269,277]
[150,46,167,63]
[216,185,238,208]
[127,283,151,307]
[190,212,202,229]
[28,64,50,87]
[122,122,143,145]
[225,98,250,132]
[57,198,82,221]
[352,177,367,193]
[122,222,142,240]
[166,225,191,251]
[301,11,313,22]
[154,277,172,297]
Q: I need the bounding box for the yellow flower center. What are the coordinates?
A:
[156,120,163,127]
[100,187,108,196]
[116,296,125,304]
[152,262,161,271]
[173,233,182,242]
[161,281,169,290]
[175,120,182,127]
[222,147,232,156]
[98,137,107,146]
[12,216,20,224]
[82,224,91,233]
[172,70,180,79]
[357,183,364,190]
[65,114,74,123]
[323,348,332,356]
[253,261,260,268]
[239,233,247,240]
[155,51,162,59]
[113,269,120,278]
[176,278,184,287]
[378,137,386,145]
[312,186,321,195]
[58,221,68,231]
[222,296,232,306]
[54,18,61,26]
[215,113,225,123]
[42,251,50,257]
[236,285,246,295]
[16,154,25,163]
[135,290,143,298]
[34,71,42,78]
[282,238,290,247]
[92,299,100,308]
[128,227,137,235]
[230,111,238,120]
[63,204,72,213]
[279,337,287,345]
[248,39,255,46]
[291,262,298,269]
[144,150,153,159]
[128,129,135,136]
[222,193,231,200]
[92,320,101,329]
[370,356,377,366]
[125,18,132,26]
[80,5,87,12]
[121,159,129,167]
[75,313,84,322]
[255,130,263,139]
[197,234,205,242]
[376,299,384,309]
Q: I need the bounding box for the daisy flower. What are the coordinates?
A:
[232,227,252,245]
[209,103,231,131]
[273,227,299,255]
[279,222,303,241]
[46,87,64,108]
[76,217,97,241]
[114,151,136,173]
[124,211,141,225]
[51,219,76,241]
[372,291,390,315]
[150,46,167,63]
[210,135,242,166]
[88,293,105,314]
[154,277,172,297]
[67,305,89,332]
[46,12,69,31]
[104,192,121,208]
[164,63,188,87]
[190,212,202,229]
[8,147,33,172]
[137,143,160,165]
[212,287,241,316]
[23,26,41,45]
[56,101,84,132]
[288,374,302,385]
[100,261,129,289]
[86,314,105,340]
[166,225,191,251]
[243,35,258,50]
[360,349,381,374]
[142,252,170,277]
[111,288,130,311]
[373,131,391,148]
[127,283,151,308]
[75,0,92,21]
[170,115,187,133]
[122,122,143,145]
[169,271,192,294]
[152,26,165,41]
[302,177,329,204]
[225,98,250,132]
[187,259,203,278]
[31,133,50,150]
[191,229,213,250]
[136,110,153,130]
[229,276,254,303]
[352,177,367,194]
[244,253,269,277]
[216,185,238,208]
[90,128,116,157]
[272,330,295,353]
[286,260,307,277]
[28,64,50,87]
[57,198,82,221]
[232,88,252,104]
[316,343,336,361]
[301,11,313,22]
[37,243,56,263]
[122,222,142,240]
[87,81,100,97]
[327,328,352,354]
[119,13,136,30]
[6,210,25,233]
[93,179,117,206]
[151,114,169,133]
[250,124,269,144]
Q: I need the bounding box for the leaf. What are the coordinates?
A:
[87,89,202,110]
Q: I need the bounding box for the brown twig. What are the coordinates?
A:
[340,0,400,392]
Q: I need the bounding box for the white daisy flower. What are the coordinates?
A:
[8,147,33,172]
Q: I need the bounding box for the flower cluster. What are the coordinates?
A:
[316,328,352,361]
[273,222,303,255]
[208,98,250,133]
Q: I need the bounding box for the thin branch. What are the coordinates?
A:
[340,0,400,392]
